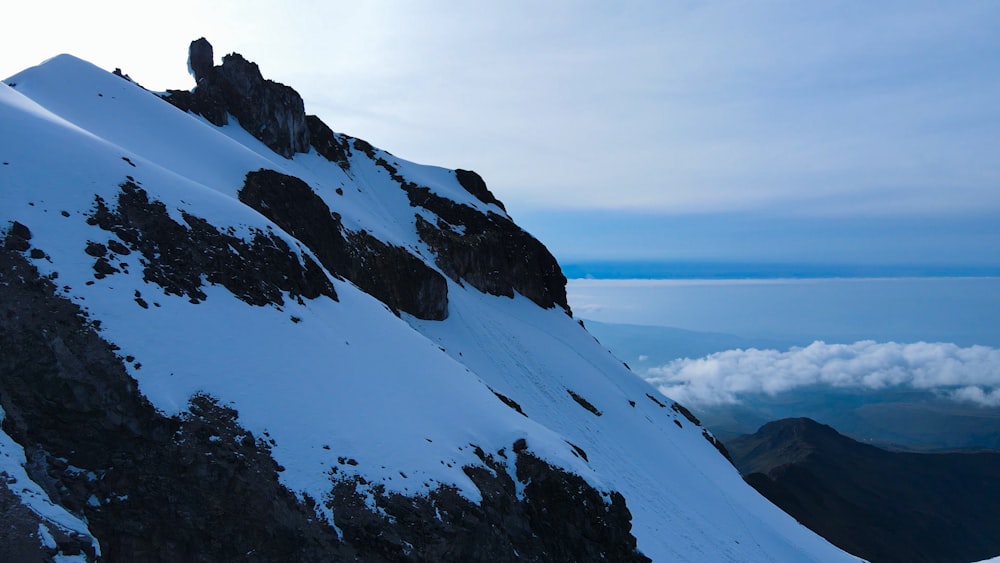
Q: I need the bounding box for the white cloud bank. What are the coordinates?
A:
[645,341,1000,407]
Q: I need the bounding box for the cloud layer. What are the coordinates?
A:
[645,341,1000,407]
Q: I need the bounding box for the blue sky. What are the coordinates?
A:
[5,1,999,266]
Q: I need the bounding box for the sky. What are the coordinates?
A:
[4,1,999,266]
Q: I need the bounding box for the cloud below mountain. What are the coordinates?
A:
[646,340,1000,407]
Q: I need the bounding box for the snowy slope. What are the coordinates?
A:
[1,53,860,561]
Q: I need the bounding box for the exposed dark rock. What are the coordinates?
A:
[375,153,567,312]
[111,69,141,87]
[567,389,602,417]
[238,169,449,320]
[701,429,733,464]
[331,440,648,563]
[352,137,377,159]
[490,388,527,417]
[345,229,450,320]
[412,205,568,312]
[86,180,336,307]
[455,169,505,211]
[667,402,729,459]
[671,401,701,426]
[567,441,590,462]
[363,156,569,314]
[163,39,309,158]
[84,241,107,257]
[92,257,119,278]
[9,220,31,241]
[306,115,351,170]
[106,239,130,256]
[5,221,31,251]
[187,37,214,83]
[376,153,571,314]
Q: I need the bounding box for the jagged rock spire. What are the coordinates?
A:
[167,38,309,158]
[188,37,214,83]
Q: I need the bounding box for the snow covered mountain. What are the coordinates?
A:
[0,39,860,562]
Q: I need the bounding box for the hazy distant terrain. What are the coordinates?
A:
[699,389,1000,449]
[569,275,1000,345]
[581,292,1000,451]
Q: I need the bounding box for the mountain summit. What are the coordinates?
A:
[0,40,858,562]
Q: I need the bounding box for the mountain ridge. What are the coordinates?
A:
[0,39,857,562]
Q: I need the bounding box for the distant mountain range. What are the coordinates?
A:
[727,418,1000,563]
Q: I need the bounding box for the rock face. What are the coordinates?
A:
[306,114,352,169]
[86,179,336,307]
[238,169,449,320]
[369,156,569,312]
[187,37,214,80]
[455,169,505,211]
[163,38,566,314]
[414,203,569,312]
[330,440,648,562]
[166,38,309,158]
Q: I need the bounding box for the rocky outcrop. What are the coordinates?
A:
[158,34,568,314]
[455,169,505,211]
[331,440,649,562]
[306,114,352,170]
[238,169,450,320]
[156,39,566,315]
[413,203,569,312]
[187,37,214,80]
[367,158,569,312]
[86,179,336,307]
[163,38,309,158]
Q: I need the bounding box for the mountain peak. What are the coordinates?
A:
[727,417,856,475]
[0,44,858,562]
[758,417,843,442]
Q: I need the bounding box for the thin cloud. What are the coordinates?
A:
[4,2,999,216]
[645,341,1000,407]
